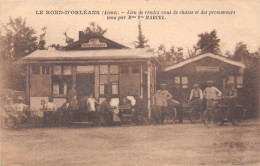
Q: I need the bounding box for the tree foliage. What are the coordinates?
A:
[187,45,199,58]
[63,22,107,46]
[156,44,184,65]
[134,21,149,48]
[63,28,74,45]
[233,42,250,61]
[0,17,38,61]
[196,29,221,55]
[84,22,107,36]
[38,26,47,50]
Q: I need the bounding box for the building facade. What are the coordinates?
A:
[19,32,157,118]
[160,53,246,103]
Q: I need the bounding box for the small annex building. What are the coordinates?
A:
[159,53,246,102]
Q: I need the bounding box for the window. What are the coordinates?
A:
[77,65,94,73]
[174,76,188,89]
[53,65,62,75]
[32,65,40,74]
[52,83,67,95]
[229,76,243,88]
[110,65,119,95]
[182,77,188,88]
[236,76,243,88]
[52,65,72,96]
[121,65,128,73]
[100,65,108,74]
[99,65,108,95]
[228,76,235,84]
[42,65,50,75]
[64,66,72,75]
[99,65,119,96]
[132,64,140,73]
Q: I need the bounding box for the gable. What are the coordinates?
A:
[65,33,128,50]
[164,53,245,72]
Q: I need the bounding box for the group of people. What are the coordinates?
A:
[1,80,238,128]
[1,96,29,128]
[154,80,238,125]
[64,84,147,126]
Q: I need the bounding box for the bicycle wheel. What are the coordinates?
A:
[173,108,178,123]
[190,109,200,123]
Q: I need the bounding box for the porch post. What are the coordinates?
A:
[72,65,77,84]
[140,64,143,99]
[26,65,30,102]
[147,60,151,120]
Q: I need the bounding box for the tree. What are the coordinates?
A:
[84,22,107,36]
[64,22,107,45]
[233,42,249,61]
[229,42,259,118]
[63,28,74,45]
[1,17,38,61]
[224,50,233,58]
[134,21,149,48]
[196,29,221,55]
[155,44,184,66]
[38,26,47,50]
[49,44,62,50]
[187,45,199,58]
[0,17,39,90]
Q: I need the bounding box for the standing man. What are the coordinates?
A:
[202,80,222,123]
[133,94,148,125]
[67,84,78,111]
[189,84,203,109]
[66,84,78,123]
[222,81,237,125]
[189,84,203,123]
[99,96,114,126]
[203,80,222,107]
[172,84,185,124]
[87,93,99,124]
[155,83,172,124]
[189,84,203,102]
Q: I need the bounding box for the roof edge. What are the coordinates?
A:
[164,53,246,72]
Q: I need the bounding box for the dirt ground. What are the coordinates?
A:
[0,120,260,166]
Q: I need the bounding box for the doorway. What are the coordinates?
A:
[76,73,95,110]
[76,73,94,97]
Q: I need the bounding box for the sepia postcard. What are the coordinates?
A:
[0,0,259,165]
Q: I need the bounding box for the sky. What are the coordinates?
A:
[0,0,259,56]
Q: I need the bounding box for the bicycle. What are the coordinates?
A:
[189,99,202,124]
[201,98,219,126]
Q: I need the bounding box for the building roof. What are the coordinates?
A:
[65,33,129,50]
[18,48,153,64]
[164,53,246,72]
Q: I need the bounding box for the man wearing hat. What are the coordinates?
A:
[222,81,237,125]
[189,84,203,120]
[155,83,172,124]
[189,84,203,101]
[99,96,114,126]
[66,84,78,111]
[203,80,222,108]
[133,94,148,125]
[202,80,222,123]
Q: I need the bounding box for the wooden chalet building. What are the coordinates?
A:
[19,32,157,118]
[159,53,246,103]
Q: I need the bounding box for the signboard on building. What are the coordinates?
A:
[196,66,219,72]
[81,38,107,48]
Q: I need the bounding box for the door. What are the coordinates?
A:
[76,73,94,96]
[76,73,95,110]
